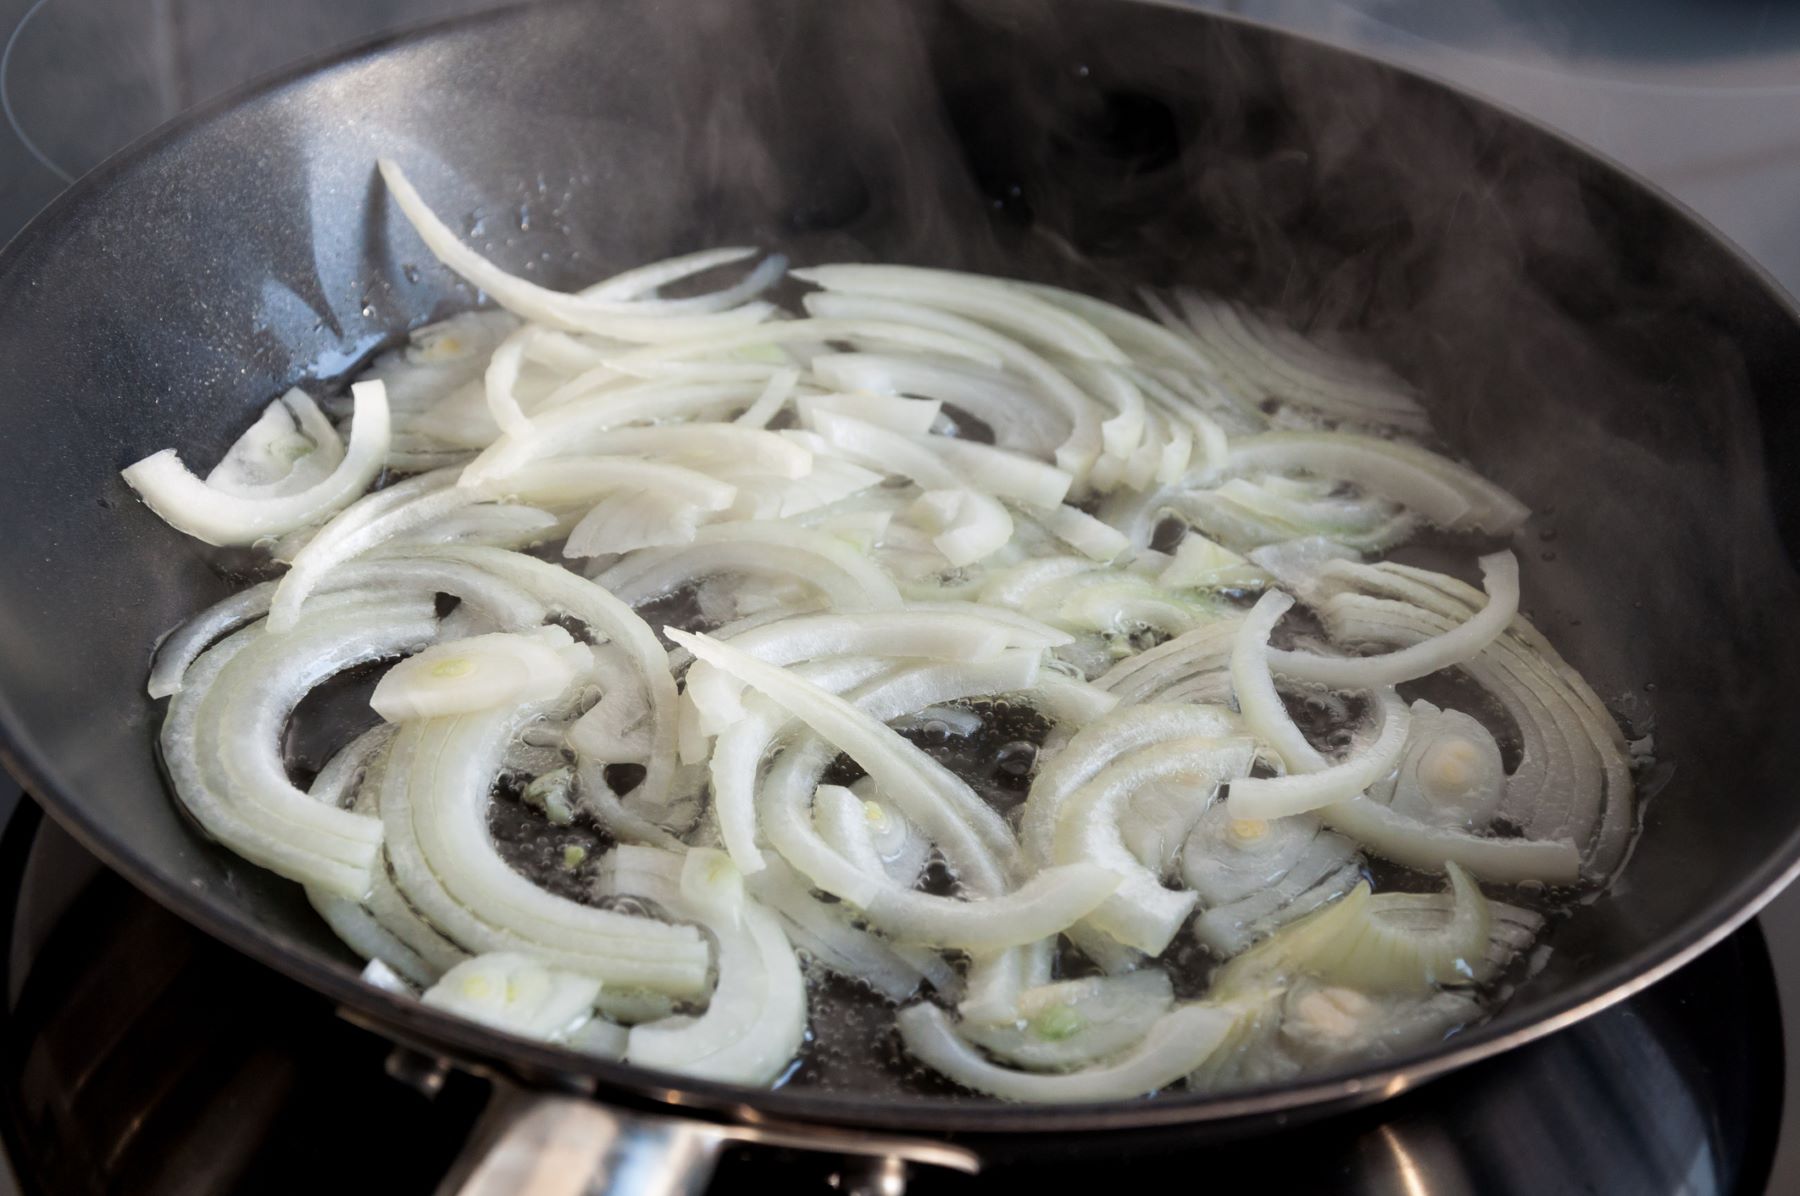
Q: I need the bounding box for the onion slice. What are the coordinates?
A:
[122,380,391,547]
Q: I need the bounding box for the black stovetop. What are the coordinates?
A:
[0,796,1782,1194]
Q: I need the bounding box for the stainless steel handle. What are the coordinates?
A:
[434,1081,980,1196]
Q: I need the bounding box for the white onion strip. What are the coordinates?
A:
[122,381,391,547]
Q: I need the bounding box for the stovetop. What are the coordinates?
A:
[4,1,1800,1192]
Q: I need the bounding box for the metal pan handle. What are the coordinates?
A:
[434,1082,981,1196]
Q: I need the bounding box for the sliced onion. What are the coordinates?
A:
[1093,618,1241,706]
[163,597,433,898]
[598,522,902,614]
[1159,533,1264,590]
[1230,590,1329,774]
[909,489,1014,567]
[804,292,1105,485]
[379,160,779,341]
[372,626,588,722]
[597,846,807,1084]
[746,857,945,1001]
[1319,797,1581,885]
[957,970,1175,1072]
[1021,702,1245,868]
[1268,552,1519,687]
[421,952,600,1042]
[1054,736,1258,953]
[1221,433,1528,535]
[206,388,345,497]
[1226,691,1412,820]
[896,1000,1243,1102]
[1183,812,1364,957]
[1215,864,1492,997]
[957,938,1056,1026]
[122,380,391,547]
[380,704,711,994]
[809,352,1070,461]
[1371,701,1507,830]
[685,638,1028,885]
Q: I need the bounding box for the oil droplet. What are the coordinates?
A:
[1538,528,1558,542]
[1540,550,1557,562]
[1643,681,1657,693]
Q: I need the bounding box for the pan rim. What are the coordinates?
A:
[1,0,1798,1137]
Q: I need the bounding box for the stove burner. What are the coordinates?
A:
[0,800,1779,1194]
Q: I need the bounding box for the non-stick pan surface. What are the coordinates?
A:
[1,0,1798,1137]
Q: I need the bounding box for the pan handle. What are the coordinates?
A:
[434,1081,981,1196]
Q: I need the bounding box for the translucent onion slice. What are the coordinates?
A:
[1159,292,1429,434]
[794,265,1128,365]
[809,352,1070,461]
[683,610,1012,740]
[483,325,545,437]
[597,846,807,1085]
[958,970,1175,1072]
[697,645,1031,885]
[759,738,1116,952]
[371,626,589,722]
[122,380,391,547]
[421,952,600,1042]
[598,523,902,614]
[909,489,1014,567]
[808,409,1072,509]
[850,788,934,888]
[799,392,943,436]
[1093,619,1242,706]
[896,1000,1243,1103]
[746,857,941,1001]
[268,467,476,631]
[1319,797,1581,885]
[803,292,1105,484]
[206,388,344,497]
[1268,552,1518,688]
[1317,564,1628,878]
[1230,590,1329,774]
[1226,691,1412,820]
[1275,983,1473,1069]
[1371,702,1507,830]
[603,315,1003,376]
[380,705,711,994]
[163,598,433,898]
[957,938,1055,1026]
[457,382,793,483]
[1053,736,1257,954]
[1159,533,1264,590]
[1021,702,1245,868]
[1183,812,1364,957]
[1223,433,1528,534]
[378,160,779,341]
[1045,505,1131,562]
[733,367,802,429]
[1215,864,1492,998]
[420,545,683,812]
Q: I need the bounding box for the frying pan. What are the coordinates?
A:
[2,0,1800,1189]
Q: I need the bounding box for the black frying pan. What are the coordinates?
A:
[2,0,1799,1186]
